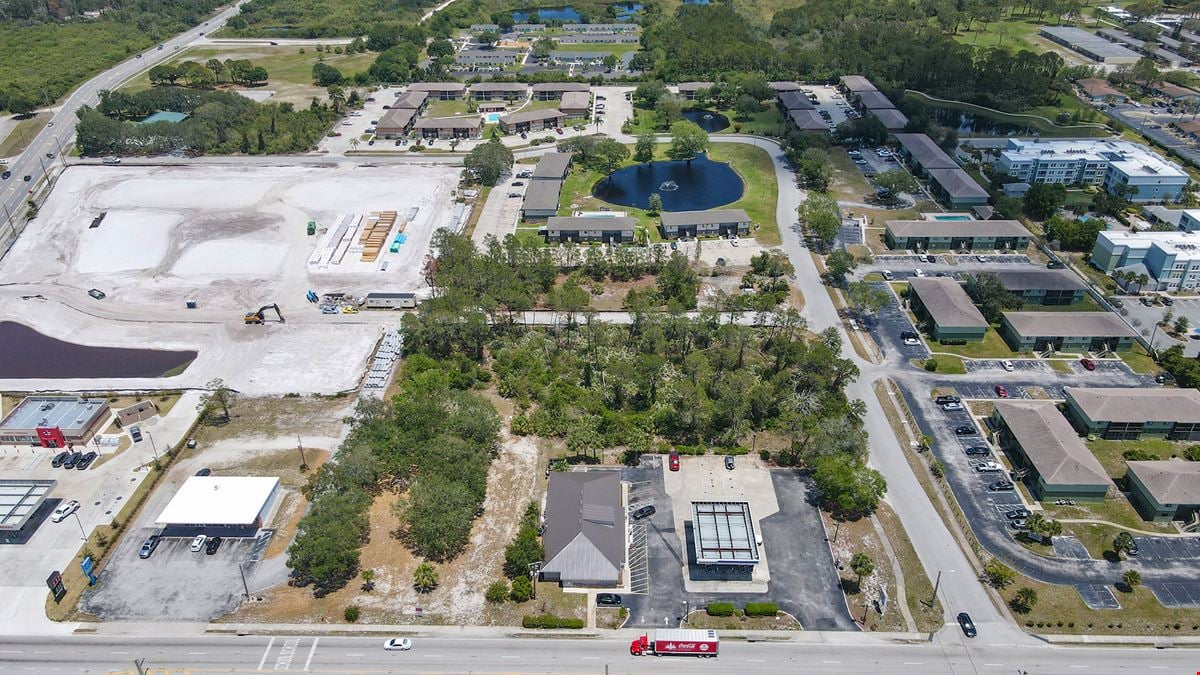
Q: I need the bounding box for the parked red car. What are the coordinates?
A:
[1080,358,1096,371]
[668,452,680,471]
[995,384,1009,398]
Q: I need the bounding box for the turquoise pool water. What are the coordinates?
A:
[485,112,501,124]
[932,215,970,221]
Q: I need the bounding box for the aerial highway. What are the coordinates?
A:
[0,632,1195,673]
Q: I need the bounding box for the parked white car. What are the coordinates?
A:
[913,269,926,277]
[51,500,80,523]
[189,535,207,552]
[1000,360,1015,372]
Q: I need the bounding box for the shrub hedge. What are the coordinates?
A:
[522,614,586,629]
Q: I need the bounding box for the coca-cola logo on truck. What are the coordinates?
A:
[660,641,712,651]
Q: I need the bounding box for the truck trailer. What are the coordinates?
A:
[629,629,719,657]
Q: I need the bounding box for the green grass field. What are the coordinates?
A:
[0,112,52,159]
[121,46,377,104]
[929,326,1020,359]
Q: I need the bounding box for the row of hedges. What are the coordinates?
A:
[652,443,751,456]
[705,601,779,617]
[522,614,585,629]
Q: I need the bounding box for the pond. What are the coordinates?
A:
[929,106,1030,136]
[614,2,642,18]
[512,6,582,22]
[681,109,729,133]
[0,321,196,379]
[682,0,711,4]
[591,153,744,211]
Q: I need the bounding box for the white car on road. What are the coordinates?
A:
[383,638,413,651]
[51,500,80,523]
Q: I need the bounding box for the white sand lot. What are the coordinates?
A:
[0,163,459,395]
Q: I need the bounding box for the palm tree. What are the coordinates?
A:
[348,137,360,151]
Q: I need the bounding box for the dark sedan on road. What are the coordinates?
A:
[989,480,1015,492]
[957,612,977,637]
[1006,507,1031,519]
[964,446,990,456]
[954,425,977,436]
[631,505,655,520]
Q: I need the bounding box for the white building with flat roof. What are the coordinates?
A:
[156,476,281,536]
[994,139,1188,203]
[1091,230,1200,291]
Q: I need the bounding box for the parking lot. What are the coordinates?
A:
[620,456,855,630]
[863,280,930,362]
[1114,294,1200,353]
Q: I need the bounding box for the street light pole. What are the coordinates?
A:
[145,430,160,463]
[297,435,307,469]
[930,569,942,607]
[72,510,87,541]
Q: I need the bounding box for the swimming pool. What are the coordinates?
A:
[484,112,502,124]
[932,215,971,221]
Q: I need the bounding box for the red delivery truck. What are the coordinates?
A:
[629,629,719,657]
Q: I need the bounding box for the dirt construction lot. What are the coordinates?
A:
[0,163,460,395]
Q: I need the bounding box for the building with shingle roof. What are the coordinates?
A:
[991,400,1111,501]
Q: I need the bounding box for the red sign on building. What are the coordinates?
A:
[36,427,66,449]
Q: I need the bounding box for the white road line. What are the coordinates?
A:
[110,652,129,655]
[1148,668,1168,670]
[903,663,923,666]
[344,653,363,657]
[257,637,275,671]
[747,659,765,662]
[582,656,600,660]
[0,652,22,654]
[501,655,519,659]
[822,661,842,664]
[423,654,442,658]
[1069,666,1088,669]
[984,664,1003,667]
[30,653,49,655]
[303,637,319,671]
[188,652,208,655]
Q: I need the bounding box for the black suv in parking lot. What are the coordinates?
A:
[935,395,960,405]
[954,425,977,436]
[62,451,83,469]
[631,505,656,520]
[596,593,622,606]
[205,536,223,555]
[989,480,1015,491]
[964,446,990,456]
[51,451,69,468]
[76,451,98,470]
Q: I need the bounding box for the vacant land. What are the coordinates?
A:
[0,112,52,159]
[121,46,377,104]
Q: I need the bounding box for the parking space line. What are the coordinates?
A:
[303,638,318,671]
[257,637,275,671]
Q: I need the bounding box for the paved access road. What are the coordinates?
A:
[0,1,248,248]
[0,633,1195,673]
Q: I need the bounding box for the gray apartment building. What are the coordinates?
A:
[986,268,1087,305]
[659,209,750,239]
[999,312,1136,352]
[884,219,1031,251]
[545,216,636,243]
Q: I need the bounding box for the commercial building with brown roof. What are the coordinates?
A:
[468,82,529,101]
[559,90,591,117]
[540,471,625,587]
[531,82,590,100]
[1076,78,1126,102]
[374,108,418,138]
[907,277,987,343]
[991,401,1111,501]
[406,82,465,100]
[499,108,565,133]
[1064,387,1200,440]
[1125,461,1200,522]
[413,116,483,140]
[393,90,429,112]
[838,75,878,94]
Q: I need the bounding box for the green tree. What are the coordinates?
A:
[530,37,555,60]
[801,193,840,248]
[733,93,760,120]
[1012,587,1038,613]
[1044,215,1104,251]
[476,30,500,47]
[413,562,439,592]
[593,137,630,179]
[847,281,889,316]
[655,97,683,127]
[344,605,360,622]
[1023,182,1067,219]
[197,377,236,422]
[402,475,479,561]
[874,169,919,195]
[647,192,663,214]
[1123,569,1142,591]
[812,454,886,516]
[464,139,515,186]
[1112,531,1136,559]
[312,62,344,86]
[633,80,669,108]
[509,574,533,602]
[657,252,700,308]
[427,38,455,59]
[1176,316,1190,334]
[486,579,509,603]
[966,272,1022,323]
[634,133,656,163]
[850,551,874,584]
[666,120,709,162]
[826,250,857,285]
[983,559,1016,589]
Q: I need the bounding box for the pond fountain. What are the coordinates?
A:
[592,153,743,211]
[680,109,730,133]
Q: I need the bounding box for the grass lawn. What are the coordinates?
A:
[929,326,1020,359]
[121,45,377,104]
[913,355,966,374]
[902,90,1111,139]
[627,105,784,137]
[1087,437,1187,479]
[0,112,52,159]
[1117,343,1161,375]
[1001,575,1200,636]
[1020,294,1102,312]
[563,42,641,54]
[708,142,779,245]
[1048,359,1073,374]
[424,98,472,118]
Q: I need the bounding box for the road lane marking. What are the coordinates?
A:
[0,651,23,654]
[110,652,129,655]
[344,653,363,657]
[303,637,319,671]
[903,663,922,666]
[582,657,600,660]
[188,652,208,655]
[257,637,275,671]
[822,661,842,664]
[1069,666,1088,669]
[501,655,519,659]
[984,664,1003,667]
[747,659,765,662]
[423,654,442,658]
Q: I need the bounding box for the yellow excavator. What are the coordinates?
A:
[244,303,285,325]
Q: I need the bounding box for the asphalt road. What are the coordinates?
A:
[0,633,1196,673]
[0,0,248,247]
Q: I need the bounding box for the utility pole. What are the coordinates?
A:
[297,435,307,470]
[134,658,147,675]
[930,570,942,607]
[145,430,160,463]
[239,560,251,599]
